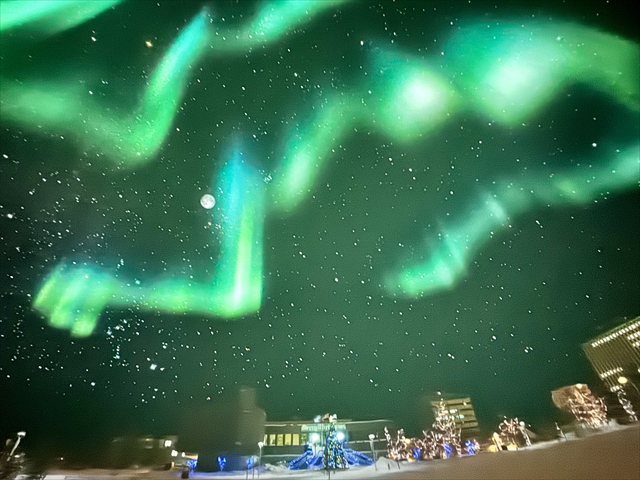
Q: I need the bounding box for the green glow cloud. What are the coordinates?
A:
[269,95,363,213]
[268,50,459,213]
[369,50,460,140]
[0,0,122,36]
[267,21,638,297]
[207,0,348,54]
[22,13,639,331]
[34,151,265,336]
[387,145,640,297]
[270,23,638,211]
[1,1,346,166]
[443,22,640,123]
[1,9,210,166]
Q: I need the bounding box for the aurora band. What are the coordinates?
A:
[34,150,265,336]
[23,14,640,331]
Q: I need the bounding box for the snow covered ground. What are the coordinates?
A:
[22,423,640,480]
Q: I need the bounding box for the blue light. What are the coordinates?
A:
[464,439,477,455]
[413,447,421,460]
[288,448,373,470]
[443,442,453,458]
[217,456,227,471]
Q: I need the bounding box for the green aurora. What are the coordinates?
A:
[11,8,638,336]
[0,0,639,454]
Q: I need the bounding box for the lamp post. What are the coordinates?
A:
[618,376,640,396]
[257,441,263,478]
[309,433,320,455]
[368,434,377,471]
[9,431,26,457]
[618,376,640,421]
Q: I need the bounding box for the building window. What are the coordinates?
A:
[293,434,300,446]
[284,434,291,446]
[269,434,276,446]
[277,434,284,446]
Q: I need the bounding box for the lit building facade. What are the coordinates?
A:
[430,396,479,431]
[582,316,640,393]
[262,417,392,462]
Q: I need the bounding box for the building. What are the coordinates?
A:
[191,387,266,471]
[107,435,178,469]
[582,316,640,394]
[262,417,393,463]
[430,396,479,431]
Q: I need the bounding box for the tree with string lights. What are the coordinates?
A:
[552,383,608,429]
[323,423,347,471]
[431,399,462,458]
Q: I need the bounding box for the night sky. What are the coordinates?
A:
[1,0,639,457]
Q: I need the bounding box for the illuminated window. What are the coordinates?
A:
[293,434,300,445]
[269,434,276,446]
[277,434,284,446]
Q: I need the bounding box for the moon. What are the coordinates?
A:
[200,193,216,209]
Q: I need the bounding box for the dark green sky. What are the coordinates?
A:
[1,0,638,457]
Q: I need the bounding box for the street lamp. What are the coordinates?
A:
[9,431,26,457]
[618,376,640,395]
[257,441,263,478]
[617,376,640,422]
[368,434,377,471]
[309,433,320,455]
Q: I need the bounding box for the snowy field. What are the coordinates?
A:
[22,423,640,480]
